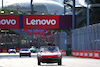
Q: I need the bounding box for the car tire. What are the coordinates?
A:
[29,55,31,57]
[20,54,21,57]
[58,59,62,65]
[38,59,41,65]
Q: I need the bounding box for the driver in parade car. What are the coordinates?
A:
[44,39,56,52]
[44,39,55,46]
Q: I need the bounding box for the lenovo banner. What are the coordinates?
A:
[23,15,59,29]
[0,15,19,29]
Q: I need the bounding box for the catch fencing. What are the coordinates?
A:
[72,23,100,50]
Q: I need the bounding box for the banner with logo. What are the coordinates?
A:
[23,15,59,29]
[0,15,73,29]
[0,15,19,29]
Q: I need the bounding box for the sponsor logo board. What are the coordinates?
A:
[23,15,59,29]
[0,15,19,28]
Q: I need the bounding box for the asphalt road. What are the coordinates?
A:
[0,53,100,67]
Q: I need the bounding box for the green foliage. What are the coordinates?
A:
[0,9,25,15]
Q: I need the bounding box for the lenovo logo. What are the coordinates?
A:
[26,18,56,25]
[0,19,16,25]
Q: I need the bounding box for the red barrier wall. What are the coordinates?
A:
[72,50,75,57]
[61,50,66,56]
[84,51,88,58]
[2,48,7,53]
[76,50,79,57]
[16,48,21,52]
[80,50,83,58]
[94,51,99,59]
[89,50,93,58]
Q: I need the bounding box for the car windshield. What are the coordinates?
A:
[40,46,59,52]
[10,48,15,49]
[21,48,29,51]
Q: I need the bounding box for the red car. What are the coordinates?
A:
[19,48,31,57]
[37,46,62,65]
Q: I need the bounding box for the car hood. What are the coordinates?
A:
[38,52,62,58]
[38,52,61,56]
[20,51,30,53]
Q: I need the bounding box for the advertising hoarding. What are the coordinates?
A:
[0,15,19,29]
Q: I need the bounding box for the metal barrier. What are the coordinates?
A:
[72,23,100,51]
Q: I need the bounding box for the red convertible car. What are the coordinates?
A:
[37,46,62,65]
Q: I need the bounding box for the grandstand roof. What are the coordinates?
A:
[3,0,71,15]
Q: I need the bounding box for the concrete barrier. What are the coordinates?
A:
[94,50,100,59]
[80,50,83,58]
[16,48,21,52]
[71,50,75,57]
[2,48,7,53]
[89,50,93,58]
[84,50,88,58]
[76,50,79,57]
[60,50,66,56]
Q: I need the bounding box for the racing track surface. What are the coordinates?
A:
[0,53,100,67]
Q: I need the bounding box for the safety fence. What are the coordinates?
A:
[72,23,100,50]
[72,23,100,59]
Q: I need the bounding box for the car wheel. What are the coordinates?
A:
[20,54,21,57]
[38,59,41,65]
[58,59,62,65]
[29,55,31,57]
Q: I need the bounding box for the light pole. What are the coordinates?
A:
[2,0,3,9]
[31,0,33,15]
[31,0,34,47]
[64,0,66,15]
[87,0,89,26]
[72,0,75,29]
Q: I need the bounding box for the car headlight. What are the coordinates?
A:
[58,54,61,57]
[38,54,42,57]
